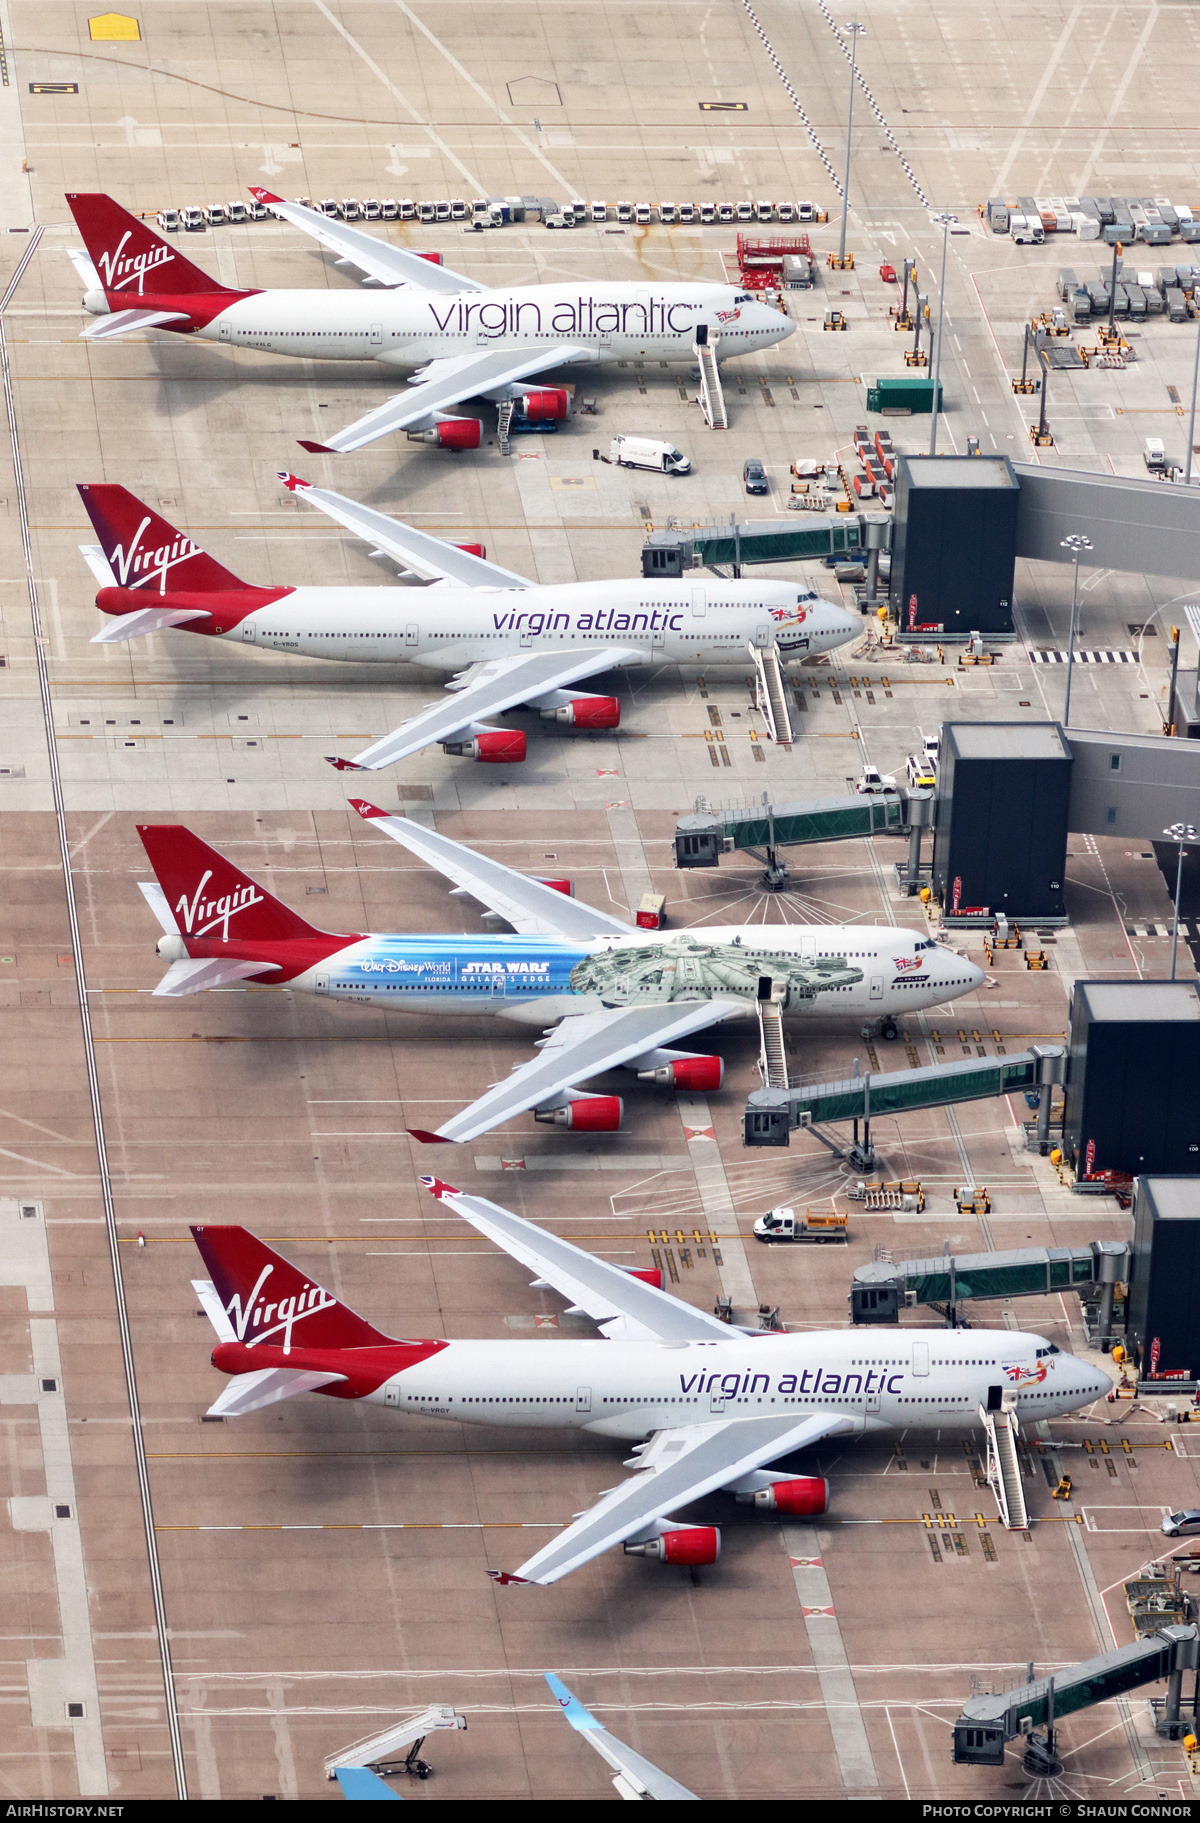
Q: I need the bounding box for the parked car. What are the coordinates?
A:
[743,458,768,495]
[1162,1510,1200,1537]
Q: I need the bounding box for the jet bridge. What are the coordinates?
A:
[851,1239,1131,1332]
[744,1045,1067,1167]
[676,789,933,892]
[953,1625,1200,1766]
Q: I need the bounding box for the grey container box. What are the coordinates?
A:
[1093,196,1117,225]
[1063,981,1200,1184]
[1078,196,1103,222]
[1111,202,1135,236]
[1127,284,1148,319]
[989,205,1010,234]
[1143,222,1174,245]
[931,722,1071,920]
[1056,267,1078,299]
[1128,1177,1200,1378]
[1167,287,1189,322]
[1145,286,1166,315]
[1182,222,1200,243]
[891,454,1018,637]
[1072,287,1092,322]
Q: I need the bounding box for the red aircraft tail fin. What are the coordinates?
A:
[191,1226,394,1349]
[137,825,324,943]
[66,192,229,296]
[78,485,249,594]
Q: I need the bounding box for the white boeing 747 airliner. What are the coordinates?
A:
[190,1187,1112,1586]
[136,802,987,1144]
[76,477,857,770]
[66,190,794,455]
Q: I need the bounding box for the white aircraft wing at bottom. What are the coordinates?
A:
[82,308,190,340]
[422,1179,735,1342]
[277,474,532,588]
[205,1365,346,1418]
[91,604,213,644]
[496,1410,855,1587]
[350,800,634,938]
[298,343,593,455]
[153,958,281,997]
[545,1673,698,1801]
[331,647,644,773]
[413,1001,744,1145]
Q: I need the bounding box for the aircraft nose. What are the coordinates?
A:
[967,957,987,991]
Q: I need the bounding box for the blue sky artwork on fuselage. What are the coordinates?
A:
[330,933,589,999]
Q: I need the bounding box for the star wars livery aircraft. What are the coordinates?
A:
[65,190,794,455]
[189,1185,1111,1586]
[75,477,857,770]
[136,800,986,1144]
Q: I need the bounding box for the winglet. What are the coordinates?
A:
[419,1174,461,1200]
[544,1673,600,1732]
[249,186,283,205]
[298,439,336,454]
[349,798,389,819]
[277,471,311,492]
[407,1129,452,1145]
[328,757,366,772]
[487,1570,531,1586]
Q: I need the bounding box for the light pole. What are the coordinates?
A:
[1186,302,1200,484]
[836,23,866,268]
[1164,822,1196,980]
[928,211,955,456]
[1060,533,1092,726]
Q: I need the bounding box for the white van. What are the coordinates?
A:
[609,435,691,474]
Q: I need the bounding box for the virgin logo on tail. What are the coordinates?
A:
[223,1263,337,1353]
[97,230,176,295]
[176,869,265,939]
[109,516,204,596]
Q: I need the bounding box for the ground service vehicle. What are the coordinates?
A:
[753,1207,848,1244]
[610,435,690,474]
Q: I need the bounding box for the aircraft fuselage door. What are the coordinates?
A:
[406,623,419,648]
[370,321,383,348]
[866,1386,881,1415]
[912,1341,929,1376]
[691,587,706,618]
[869,974,884,1001]
[709,1384,725,1413]
[384,1381,400,1407]
[575,1385,591,1414]
[315,974,330,995]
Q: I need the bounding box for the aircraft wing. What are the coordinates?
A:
[331,643,641,774]
[67,248,102,292]
[152,958,281,997]
[249,187,483,293]
[496,1410,855,1587]
[298,344,593,455]
[277,473,531,587]
[421,1178,735,1342]
[350,798,634,936]
[412,1001,744,1145]
[545,1674,698,1801]
[91,604,213,644]
[205,1365,347,1418]
[82,307,191,340]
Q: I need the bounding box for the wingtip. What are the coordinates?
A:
[348,796,387,817]
[277,470,311,492]
[418,1173,461,1199]
[297,439,336,455]
[249,186,282,205]
[487,1570,531,1586]
[407,1128,452,1145]
[327,756,365,772]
